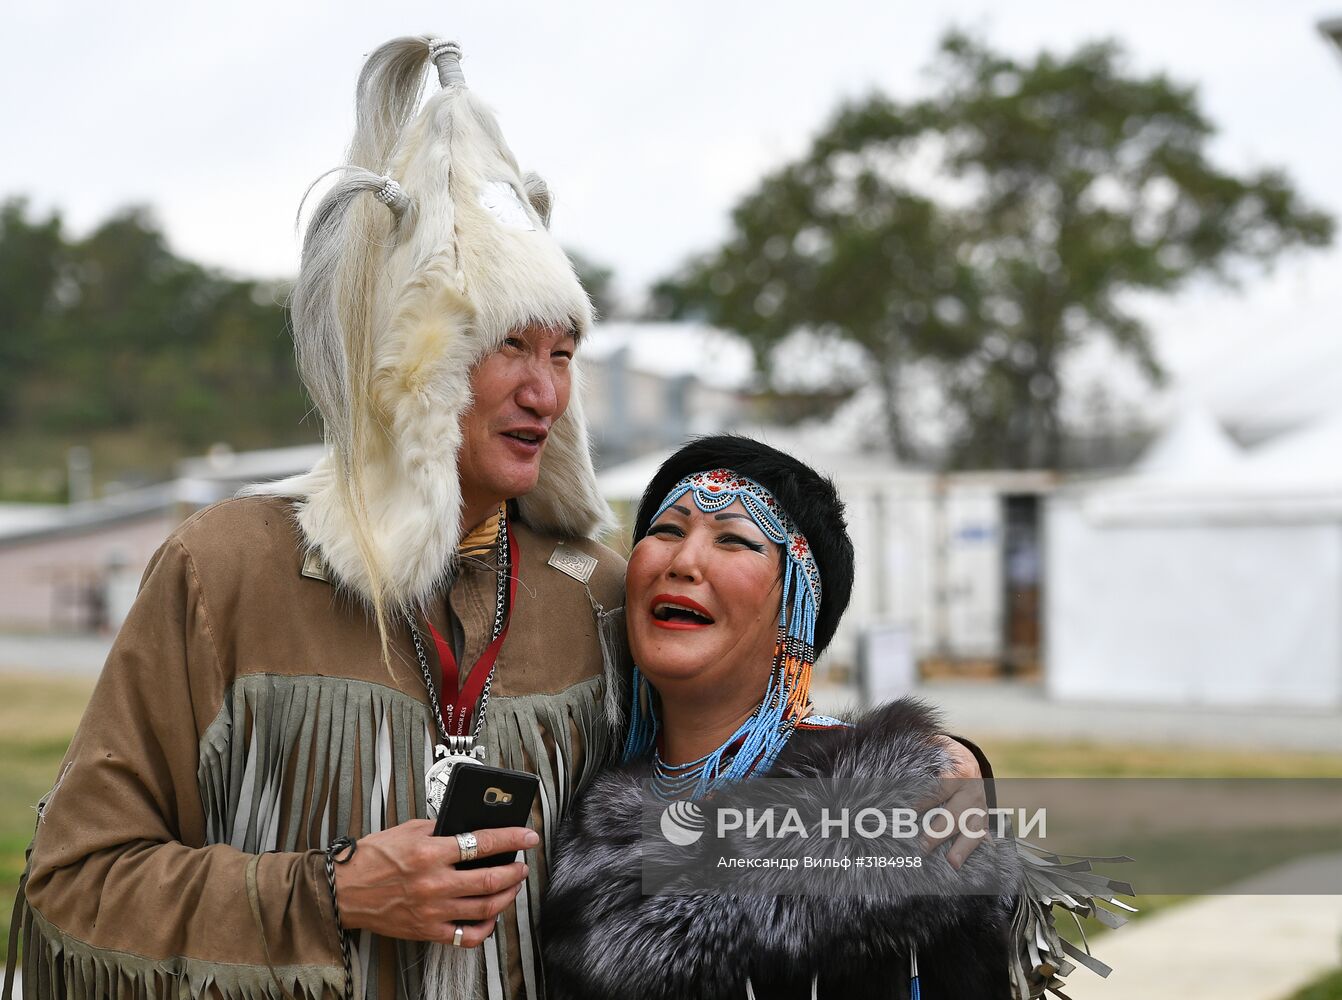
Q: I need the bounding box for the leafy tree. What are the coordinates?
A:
[0,198,311,494]
[653,33,1334,468]
[927,32,1332,467]
[0,200,621,498]
[0,200,65,424]
[652,125,981,459]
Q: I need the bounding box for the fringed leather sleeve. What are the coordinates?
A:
[8,536,344,1000]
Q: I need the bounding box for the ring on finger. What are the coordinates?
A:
[455,831,479,864]
[452,924,464,948]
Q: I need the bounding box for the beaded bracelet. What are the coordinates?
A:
[323,837,358,1000]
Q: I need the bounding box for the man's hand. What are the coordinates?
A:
[924,735,988,871]
[332,820,535,947]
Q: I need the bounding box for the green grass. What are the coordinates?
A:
[1290,968,1342,1000]
[0,672,95,965]
[976,737,1342,778]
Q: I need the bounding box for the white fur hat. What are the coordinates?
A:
[260,36,611,615]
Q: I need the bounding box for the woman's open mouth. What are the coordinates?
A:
[649,595,715,630]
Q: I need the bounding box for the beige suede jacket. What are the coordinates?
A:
[12,495,627,1000]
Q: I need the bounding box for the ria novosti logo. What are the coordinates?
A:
[659,800,706,845]
[658,802,1045,844]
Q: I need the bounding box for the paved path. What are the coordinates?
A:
[0,633,112,677]
[812,681,1342,753]
[1062,853,1342,1000]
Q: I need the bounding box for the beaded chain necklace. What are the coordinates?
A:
[409,507,517,812]
[624,469,848,800]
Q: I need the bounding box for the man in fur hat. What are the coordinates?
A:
[10,36,628,1000]
[8,36,988,1000]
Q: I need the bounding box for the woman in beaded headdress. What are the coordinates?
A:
[542,435,1133,1000]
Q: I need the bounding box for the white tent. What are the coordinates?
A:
[1180,328,1342,445]
[1046,405,1342,709]
[1131,403,1242,478]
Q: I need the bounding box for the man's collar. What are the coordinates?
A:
[458,503,506,558]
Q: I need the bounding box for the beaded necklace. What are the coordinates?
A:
[410,507,516,812]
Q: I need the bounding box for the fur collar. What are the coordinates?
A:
[542,699,1019,1000]
[251,375,610,614]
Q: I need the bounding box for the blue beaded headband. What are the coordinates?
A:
[650,468,821,639]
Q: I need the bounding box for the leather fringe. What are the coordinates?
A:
[1008,840,1137,999]
[8,903,343,1000]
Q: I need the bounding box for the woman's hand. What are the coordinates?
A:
[332,820,536,947]
[925,736,989,870]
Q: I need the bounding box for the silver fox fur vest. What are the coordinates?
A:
[542,698,1021,1000]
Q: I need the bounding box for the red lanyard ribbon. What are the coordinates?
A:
[425,529,520,738]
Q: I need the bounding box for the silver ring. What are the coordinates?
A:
[452,924,464,948]
[373,177,402,206]
[455,831,479,863]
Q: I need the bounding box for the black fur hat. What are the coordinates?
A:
[633,435,856,657]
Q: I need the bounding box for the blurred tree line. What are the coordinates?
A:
[0,199,619,502]
[652,32,1334,469]
[0,200,308,499]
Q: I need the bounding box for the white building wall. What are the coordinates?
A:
[943,489,1004,658]
[821,475,1019,669]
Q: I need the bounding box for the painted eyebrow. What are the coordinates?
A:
[662,506,758,528]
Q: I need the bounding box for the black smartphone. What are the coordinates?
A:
[432,762,539,869]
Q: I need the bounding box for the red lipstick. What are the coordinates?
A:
[649,593,715,630]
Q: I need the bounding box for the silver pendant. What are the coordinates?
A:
[425,742,486,819]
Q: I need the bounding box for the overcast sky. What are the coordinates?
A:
[6,0,1342,393]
